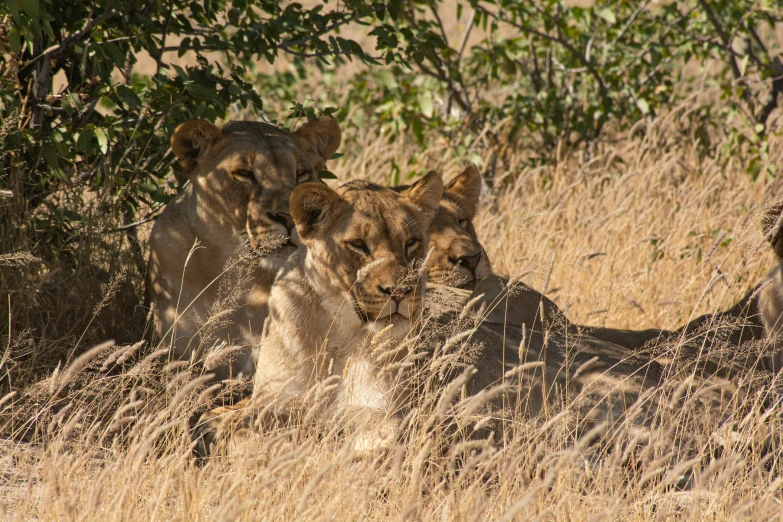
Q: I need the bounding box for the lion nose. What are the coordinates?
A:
[268,212,295,235]
[450,252,481,272]
[378,285,413,304]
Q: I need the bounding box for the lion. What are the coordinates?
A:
[148,117,341,380]
[195,170,674,455]
[202,172,444,454]
[412,165,665,347]
[424,165,564,331]
[427,166,783,369]
[194,173,772,459]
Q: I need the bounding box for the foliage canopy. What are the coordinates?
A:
[1,0,782,268]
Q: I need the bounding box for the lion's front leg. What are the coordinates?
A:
[337,356,404,454]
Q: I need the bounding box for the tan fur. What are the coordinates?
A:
[412,285,757,449]
[245,174,443,452]
[148,118,341,380]
[425,165,493,289]
[416,166,570,332]
[194,173,767,456]
[757,201,783,370]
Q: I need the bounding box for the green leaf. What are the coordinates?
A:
[9,29,20,54]
[103,43,127,69]
[151,190,172,204]
[318,169,338,180]
[6,0,19,24]
[41,141,59,168]
[418,90,434,118]
[18,0,38,33]
[387,2,399,20]
[95,128,108,154]
[374,70,396,89]
[19,0,38,18]
[185,82,216,99]
[116,85,141,109]
[595,8,616,25]
[139,182,158,193]
[636,98,650,115]
[76,128,95,152]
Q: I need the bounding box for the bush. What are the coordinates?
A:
[1,0,781,359]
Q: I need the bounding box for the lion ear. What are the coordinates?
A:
[762,200,783,260]
[171,120,222,176]
[293,117,342,172]
[445,164,481,219]
[401,171,444,222]
[290,182,346,239]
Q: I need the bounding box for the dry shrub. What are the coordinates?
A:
[2,281,783,520]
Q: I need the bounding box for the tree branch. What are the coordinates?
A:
[475,5,609,93]
[21,7,124,70]
[277,8,383,51]
[416,60,470,113]
[449,8,477,116]
[697,0,743,82]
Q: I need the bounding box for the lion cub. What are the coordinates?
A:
[148,118,341,380]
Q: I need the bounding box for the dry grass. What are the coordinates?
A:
[4,68,783,521]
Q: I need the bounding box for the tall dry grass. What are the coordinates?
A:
[3,86,783,519]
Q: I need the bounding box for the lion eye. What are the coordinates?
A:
[347,239,370,255]
[296,169,311,184]
[233,168,255,180]
[458,219,470,230]
[405,238,420,257]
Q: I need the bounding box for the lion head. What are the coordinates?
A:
[410,165,492,290]
[170,117,341,269]
[289,172,444,328]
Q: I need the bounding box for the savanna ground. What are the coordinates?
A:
[3,3,783,520]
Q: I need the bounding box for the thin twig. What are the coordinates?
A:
[475,5,609,94]
[21,8,125,69]
[106,205,166,232]
[697,0,744,85]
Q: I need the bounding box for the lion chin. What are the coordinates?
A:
[248,235,298,270]
[373,312,413,337]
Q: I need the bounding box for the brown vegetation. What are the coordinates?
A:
[3,85,783,521]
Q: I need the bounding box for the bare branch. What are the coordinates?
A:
[105,205,166,232]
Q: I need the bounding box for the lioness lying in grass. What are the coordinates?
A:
[148,118,341,380]
[422,166,783,371]
[198,173,444,453]
[195,174,766,458]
